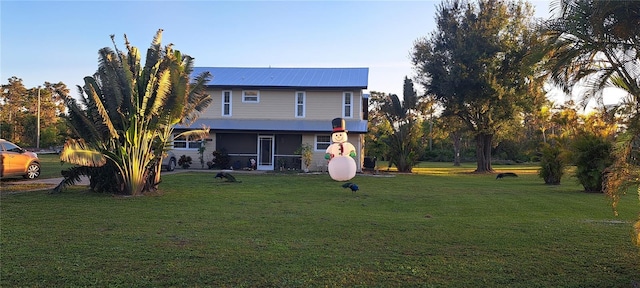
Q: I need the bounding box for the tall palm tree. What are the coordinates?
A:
[379,80,424,172]
[55,29,211,195]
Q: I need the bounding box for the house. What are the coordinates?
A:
[172,67,369,171]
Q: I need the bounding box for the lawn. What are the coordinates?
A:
[1,164,639,287]
[36,153,75,179]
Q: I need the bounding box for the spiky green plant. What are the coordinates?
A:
[56,29,211,195]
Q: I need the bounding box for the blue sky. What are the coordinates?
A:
[1,0,553,98]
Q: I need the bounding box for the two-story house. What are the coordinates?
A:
[172,67,369,171]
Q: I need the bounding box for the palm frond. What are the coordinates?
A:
[175,127,210,142]
[65,87,103,142]
[96,47,126,121]
[542,0,639,110]
[143,29,164,79]
[83,77,119,139]
[60,139,107,167]
[51,165,93,194]
[147,69,171,119]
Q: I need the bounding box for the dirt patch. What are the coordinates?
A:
[0,182,55,194]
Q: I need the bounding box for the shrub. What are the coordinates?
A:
[538,143,565,185]
[212,149,231,169]
[423,148,454,162]
[572,133,614,192]
[178,155,192,169]
[295,144,313,172]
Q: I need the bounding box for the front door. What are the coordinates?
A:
[257,135,274,170]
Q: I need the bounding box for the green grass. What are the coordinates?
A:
[37,153,75,179]
[2,166,639,287]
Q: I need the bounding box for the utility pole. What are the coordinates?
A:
[37,86,40,149]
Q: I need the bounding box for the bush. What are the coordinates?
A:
[212,149,231,169]
[572,133,614,192]
[178,155,192,169]
[295,144,314,172]
[538,143,565,185]
[423,148,454,162]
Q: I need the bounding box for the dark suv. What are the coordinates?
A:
[0,139,41,179]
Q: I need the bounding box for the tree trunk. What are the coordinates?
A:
[152,161,162,190]
[475,133,494,172]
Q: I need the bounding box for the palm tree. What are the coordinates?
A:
[541,0,639,244]
[55,29,211,195]
[379,79,424,172]
[541,0,639,111]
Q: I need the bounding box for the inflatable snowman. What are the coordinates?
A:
[325,118,357,181]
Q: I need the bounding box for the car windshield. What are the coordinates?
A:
[2,142,22,153]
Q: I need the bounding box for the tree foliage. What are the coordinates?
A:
[55,29,212,195]
[538,142,566,185]
[540,0,639,111]
[539,0,639,243]
[572,132,614,192]
[412,0,544,172]
[1,77,69,147]
[366,78,425,172]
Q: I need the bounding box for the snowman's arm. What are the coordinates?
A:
[325,146,333,160]
[325,153,334,160]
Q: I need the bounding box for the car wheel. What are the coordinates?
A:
[168,158,176,171]
[24,163,41,179]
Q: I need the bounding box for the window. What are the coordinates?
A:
[315,135,331,150]
[222,90,232,116]
[173,134,202,149]
[242,90,260,103]
[343,92,353,118]
[295,91,305,118]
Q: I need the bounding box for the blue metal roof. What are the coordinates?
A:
[176,119,368,133]
[192,67,368,89]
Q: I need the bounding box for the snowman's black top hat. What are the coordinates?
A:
[332,118,347,133]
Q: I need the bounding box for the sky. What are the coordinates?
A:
[1,0,555,99]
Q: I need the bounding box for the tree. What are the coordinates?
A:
[539,0,639,243]
[55,29,211,195]
[377,78,424,172]
[1,78,68,147]
[365,91,393,161]
[412,0,544,172]
[541,0,639,112]
[1,77,28,143]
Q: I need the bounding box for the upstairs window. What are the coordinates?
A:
[173,134,202,150]
[222,90,232,116]
[295,91,305,118]
[242,90,260,103]
[315,135,331,151]
[343,92,353,118]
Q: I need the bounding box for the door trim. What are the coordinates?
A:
[257,135,274,170]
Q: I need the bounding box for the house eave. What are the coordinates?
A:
[175,119,369,134]
[206,85,368,90]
